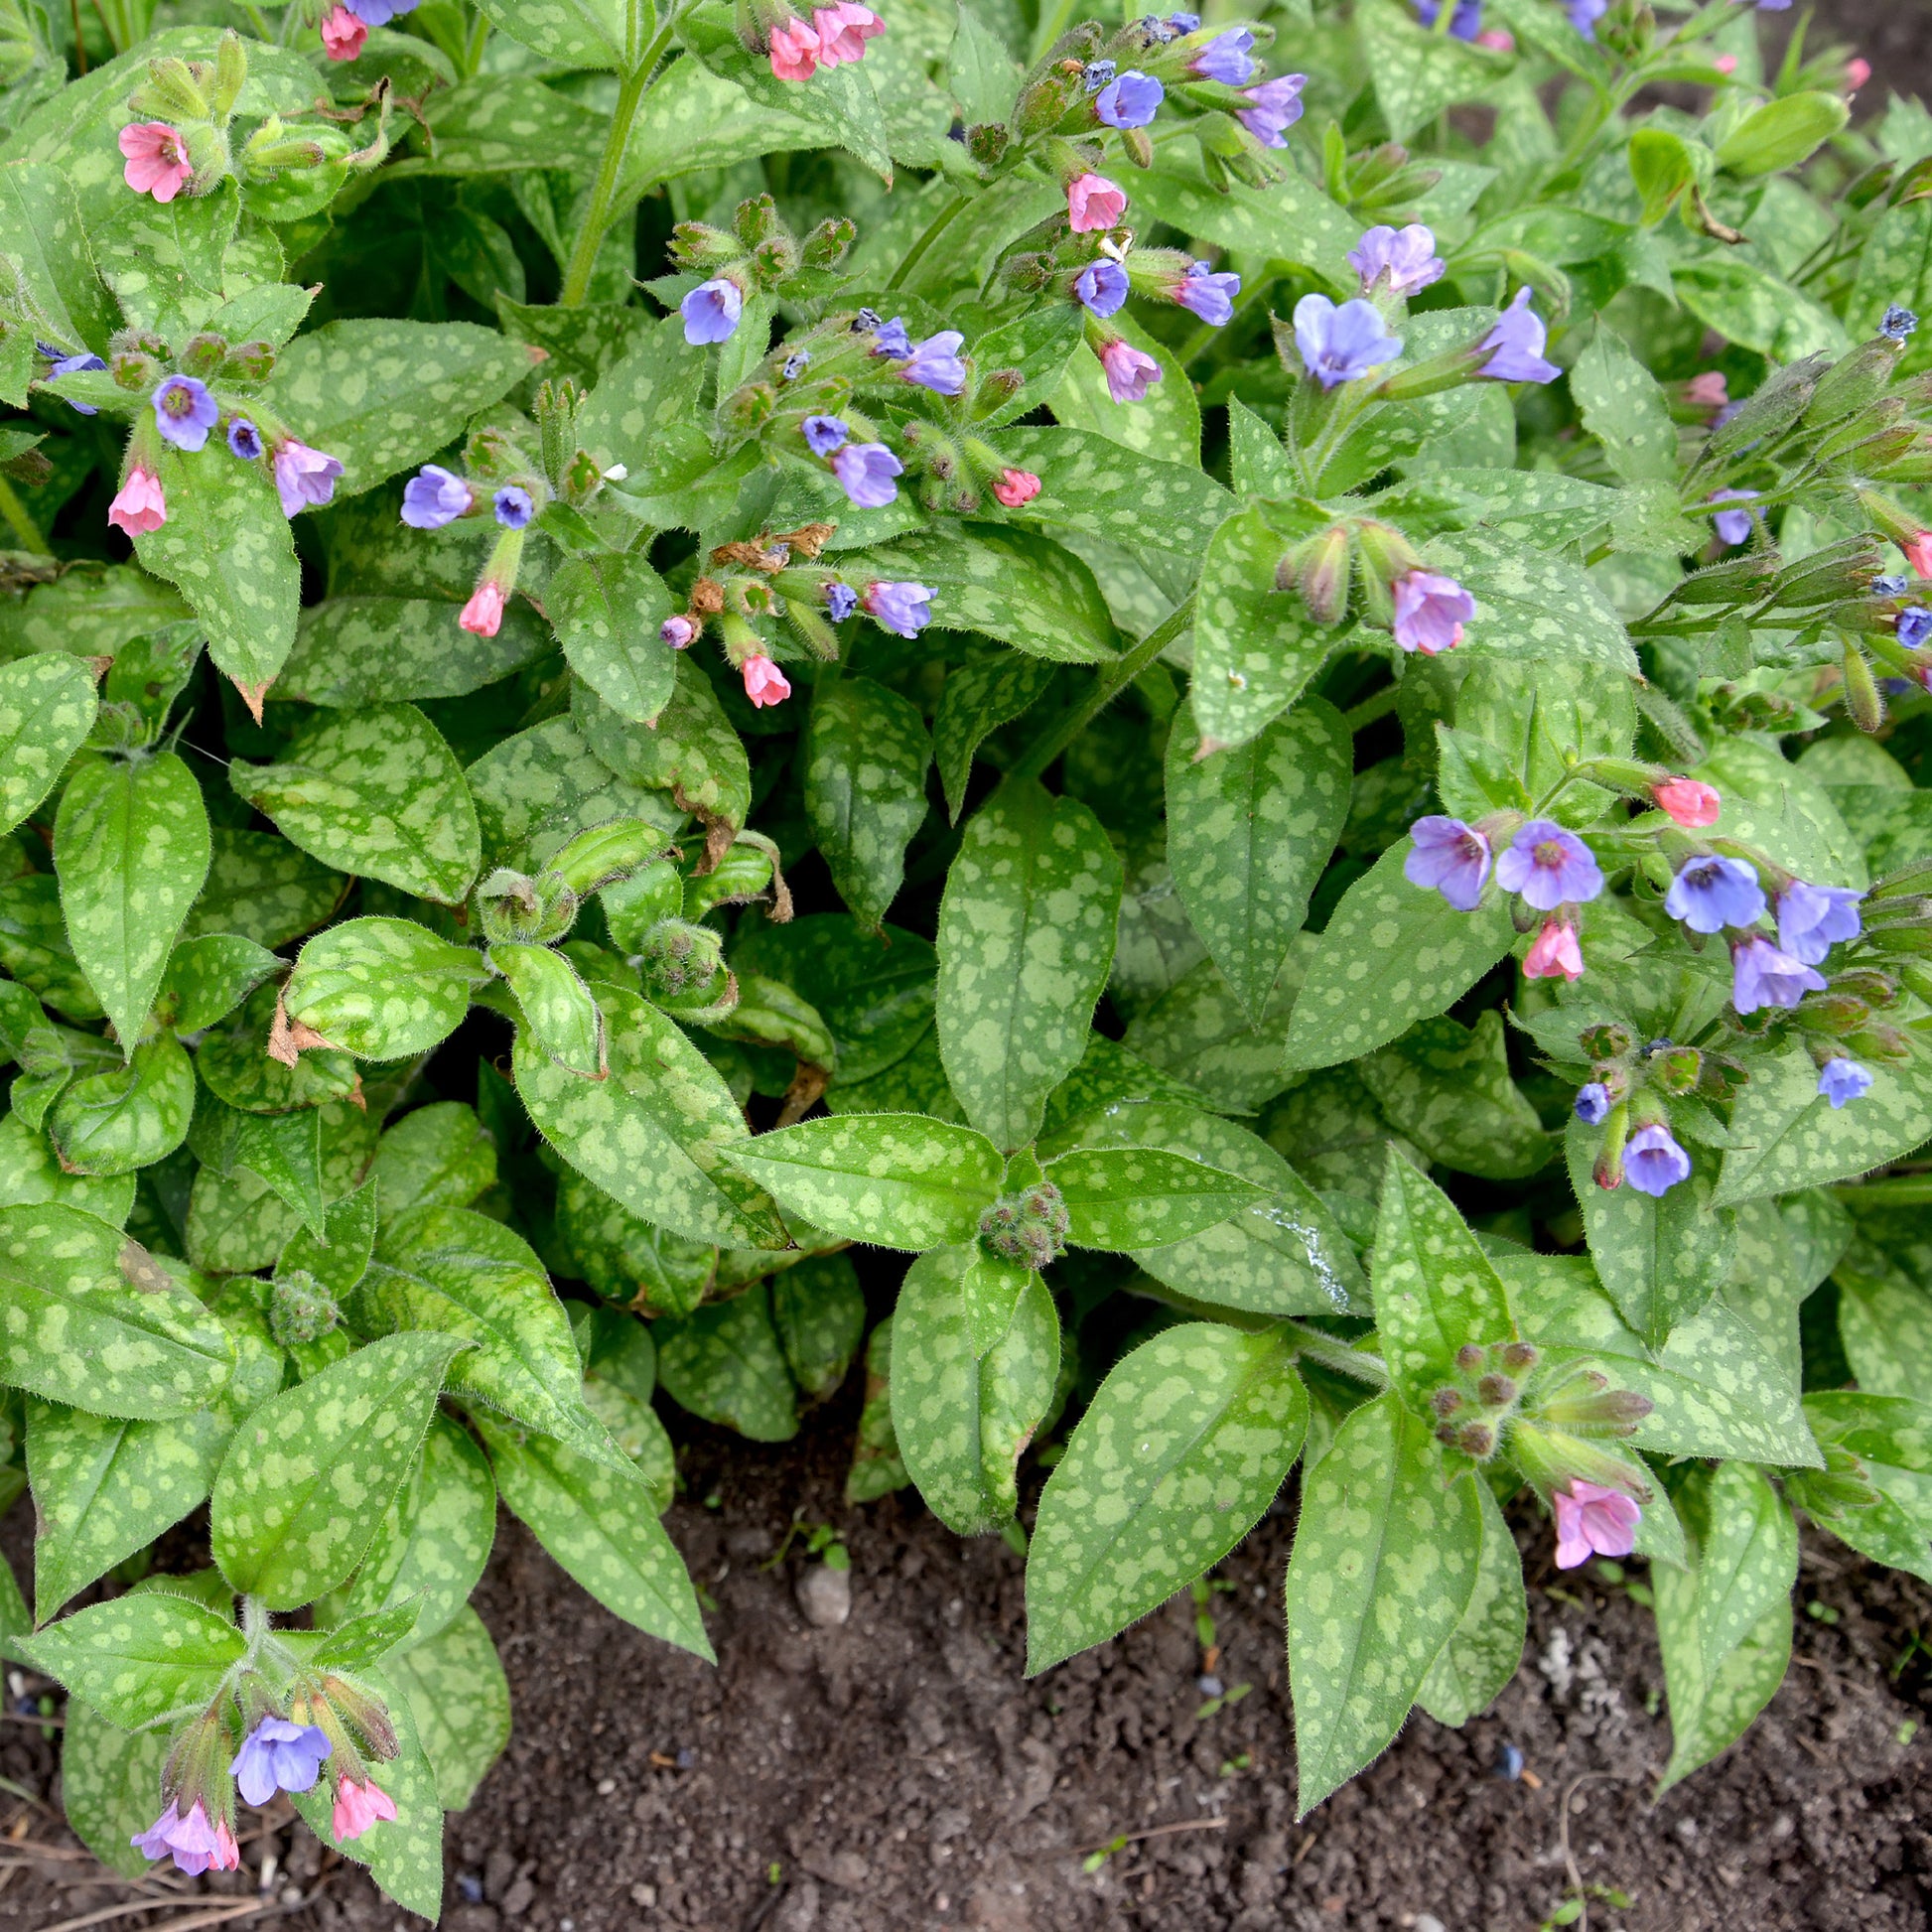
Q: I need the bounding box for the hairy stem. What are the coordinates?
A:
[559,37,671,308]
[888,192,969,292]
[1282,1320,1389,1387]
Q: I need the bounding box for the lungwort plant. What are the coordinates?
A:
[0,0,1927,1905]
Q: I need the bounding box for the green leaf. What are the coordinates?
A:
[0,652,96,836]
[574,661,751,839]
[23,1589,242,1728]
[655,1283,798,1442]
[281,594,552,708]
[131,441,297,696]
[1166,696,1351,1020]
[0,1113,130,1224]
[47,1031,194,1177]
[959,1244,1034,1359]
[1836,1268,1932,1400]
[1025,1323,1307,1673]
[1283,840,1516,1072]
[725,1112,1002,1249]
[1123,958,1297,1113]
[493,940,605,1078]
[1715,90,1848,177]
[1423,528,1637,673]
[1566,1119,1734,1348]
[369,1103,494,1219]
[771,1252,865,1401]
[547,551,678,727]
[160,933,281,1035]
[1358,1013,1552,1181]
[475,1411,713,1659]
[574,313,713,490]
[1358,0,1496,142]
[1284,1391,1484,1815]
[0,163,115,360]
[933,650,1056,825]
[937,778,1123,1151]
[0,1208,233,1420]
[1674,254,1847,361]
[1417,1475,1526,1727]
[211,1330,469,1610]
[863,525,1117,664]
[1139,144,1360,290]
[230,703,482,905]
[1372,1150,1517,1414]
[805,675,932,930]
[384,1605,510,1810]
[58,1699,171,1877]
[1798,1394,1932,1584]
[1570,324,1678,484]
[54,751,209,1052]
[309,1599,423,1675]
[361,1205,620,1467]
[517,982,784,1249]
[186,828,345,951]
[1190,506,1333,753]
[1043,1144,1266,1252]
[890,1244,1059,1536]
[283,917,486,1061]
[1654,1462,1796,1792]
[268,320,534,497]
[847,1314,909,1502]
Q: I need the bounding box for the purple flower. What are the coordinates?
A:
[1168,10,1199,28]
[225,418,262,460]
[1404,815,1492,911]
[1775,880,1863,964]
[1082,59,1116,92]
[1095,69,1163,127]
[871,316,913,358]
[1574,1082,1610,1126]
[1624,1122,1691,1197]
[1567,0,1607,36]
[1075,260,1130,318]
[900,330,966,395]
[1664,855,1764,934]
[1175,263,1239,327]
[494,485,533,529]
[1293,293,1403,389]
[1818,1058,1873,1108]
[1476,287,1561,384]
[230,1717,332,1806]
[802,414,849,457]
[272,440,344,516]
[343,0,417,21]
[681,278,743,346]
[1730,933,1827,1014]
[825,582,858,621]
[47,349,104,413]
[1190,26,1254,81]
[401,464,473,529]
[1346,224,1446,298]
[661,615,698,647]
[1708,488,1758,546]
[1881,304,1918,343]
[1415,0,1481,37]
[1392,569,1474,654]
[151,374,217,452]
[1495,820,1603,910]
[831,442,901,508]
[864,579,935,636]
[1897,606,1932,648]
[1237,73,1307,147]
[130,1801,239,1876]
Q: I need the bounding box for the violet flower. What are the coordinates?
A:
[802,414,849,457]
[1476,287,1561,383]
[1624,1122,1692,1197]
[1708,488,1758,546]
[1552,1480,1641,1567]
[273,440,344,516]
[1664,855,1764,934]
[1881,305,1918,342]
[226,419,262,461]
[1404,815,1491,910]
[1174,263,1240,327]
[681,278,743,345]
[1574,1082,1610,1126]
[342,0,418,21]
[152,374,217,452]
[1415,0,1481,38]
[825,583,858,621]
[1898,607,1932,648]
[131,1801,240,1875]
[831,442,901,507]
[46,348,104,414]
[871,316,913,358]
[1099,339,1162,403]
[231,1717,332,1806]
[1095,70,1163,127]
[1392,569,1473,654]
[1189,26,1254,82]
[494,485,533,529]
[864,580,935,636]
[1237,73,1307,147]
[1819,1058,1873,1108]
[900,331,966,395]
[1346,224,1446,298]
[1495,820,1602,910]
[1567,0,1607,37]
[1293,294,1403,389]
[1730,933,1827,1014]
[401,464,473,529]
[1075,260,1130,318]
[1776,880,1863,965]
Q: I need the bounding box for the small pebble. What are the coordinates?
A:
[676,1746,697,1769]
[1495,1742,1524,1781]
[1197,1675,1224,1699]
[797,1562,853,1628]
[1416,1916,1448,1932]
[458,1874,484,1903]
[596,1777,617,1796]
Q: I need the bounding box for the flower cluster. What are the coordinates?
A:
[754,0,885,81]
[315,0,420,63]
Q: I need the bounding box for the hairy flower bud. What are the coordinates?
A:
[268,1270,342,1348]
[1453,1341,1483,1372]
[1453,1421,1496,1458]
[1475,1372,1517,1408]
[977,1181,1070,1269]
[1430,1386,1462,1417]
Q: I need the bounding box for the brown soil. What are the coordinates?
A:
[2,1402,1929,1932]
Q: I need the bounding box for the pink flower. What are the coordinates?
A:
[1552,1479,1641,1570]
[1098,338,1162,404]
[332,1777,397,1843]
[321,4,366,57]
[1712,52,1737,74]
[743,655,792,708]
[769,17,820,78]
[1684,370,1727,408]
[272,440,344,516]
[1474,27,1513,48]
[1067,173,1127,233]
[107,466,167,537]
[1524,917,1584,982]
[992,468,1040,508]
[1905,532,1932,578]
[1391,569,1473,655]
[810,1,883,64]
[461,582,506,636]
[119,121,193,202]
[1652,777,1720,828]
[1847,57,1870,89]
[130,1800,239,1875]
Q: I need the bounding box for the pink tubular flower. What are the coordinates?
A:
[332,1777,397,1843]
[107,466,167,536]
[130,1801,240,1875]
[1474,26,1513,47]
[769,17,820,77]
[1098,338,1162,404]
[1847,57,1870,88]
[273,440,345,516]
[1391,569,1474,654]
[119,121,193,202]
[992,468,1040,508]
[1524,917,1584,982]
[1552,1479,1641,1570]
[811,1,883,64]
[461,582,507,636]
[1652,776,1720,828]
[321,4,366,57]
[1712,52,1737,74]
[1905,532,1932,577]
[743,655,792,708]
[1684,370,1727,408]
[1066,173,1127,233]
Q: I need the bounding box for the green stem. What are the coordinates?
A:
[558,39,668,307]
[0,478,49,554]
[1006,596,1194,785]
[1832,1175,1932,1206]
[1283,1320,1389,1388]
[463,6,491,76]
[1342,683,1398,733]
[888,192,968,292]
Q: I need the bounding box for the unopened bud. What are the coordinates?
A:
[1430,1386,1463,1418]
[800,216,855,268]
[317,1676,398,1761]
[1593,1100,1629,1190]
[112,349,159,390]
[1498,1341,1539,1371]
[1831,968,1898,1005]
[268,1269,341,1348]
[1454,1342,1483,1372]
[1696,1052,1750,1099]
[1280,525,1351,626]
[1508,1420,1653,1501]
[222,340,274,382]
[1844,637,1886,734]
[1475,1373,1517,1407]
[211,28,247,119]
[179,332,226,376]
[1806,334,1906,427]
[1454,1421,1496,1458]
[1535,1383,1655,1436]
[1801,991,1871,1035]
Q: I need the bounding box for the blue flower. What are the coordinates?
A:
[1403,816,1491,911]
[1075,260,1130,318]
[1882,304,1918,342]
[1189,26,1255,82]
[1730,933,1826,1014]
[1574,1081,1611,1126]
[1818,1058,1873,1108]
[1775,880,1862,965]
[831,443,902,508]
[1237,72,1307,147]
[1415,0,1481,38]
[1495,820,1603,910]
[680,278,743,345]
[871,316,914,358]
[1168,10,1200,29]
[1664,855,1764,933]
[825,583,858,621]
[1082,59,1117,92]
[230,1717,331,1807]
[401,464,473,529]
[45,348,104,414]
[1293,293,1403,389]
[1624,1123,1691,1197]
[494,485,533,529]
[864,579,935,636]
[782,351,811,380]
[151,374,218,452]
[1476,288,1561,384]
[226,419,262,461]
[1707,488,1758,546]
[1567,0,1607,37]
[802,415,850,457]
[1095,69,1163,127]
[1897,606,1932,648]
[1346,223,1445,298]
[1175,263,1240,327]
[900,330,967,395]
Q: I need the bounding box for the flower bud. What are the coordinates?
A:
[734,192,782,247]
[1650,1045,1702,1095]
[113,349,161,390]
[211,28,247,120]
[971,367,1026,419]
[1279,524,1351,625]
[1507,1420,1652,1501]
[310,1676,398,1762]
[132,54,209,121]
[800,216,855,268]
[222,339,275,382]
[1592,1100,1629,1190]
[1806,334,1906,428]
[1454,1421,1496,1458]
[1831,967,1898,1005]
[1475,1372,1517,1407]
[178,332,227,377]
[1800,991,1871,1035]
[1843,637,1885,733]
[1498,1341,1539,1371]
[269,1269,342,1348]
[1696,1051,1749,1099]
[1453,1342,1483,1372]
[670,220,740,269]
[1430,1386,1462,1417]
[1579,1021,1632,1061]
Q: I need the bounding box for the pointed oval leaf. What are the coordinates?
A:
[805,675,932,930]
[0,651,97,837]
[284,916,486,1061]
[1043,1144,1267,1252]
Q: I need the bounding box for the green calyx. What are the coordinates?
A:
[977,1180,1070,1270]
